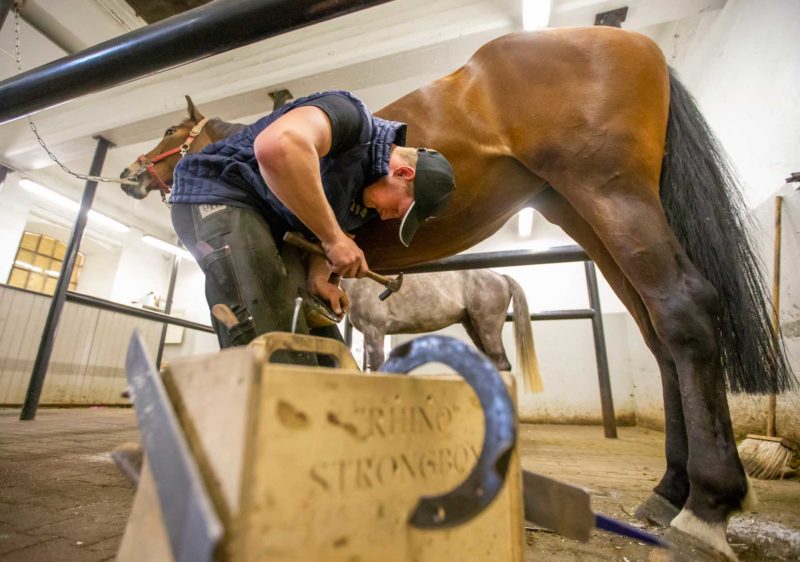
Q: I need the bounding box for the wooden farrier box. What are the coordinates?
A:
[118,333,523,561]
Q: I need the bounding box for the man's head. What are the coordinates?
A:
[363,146,455,246]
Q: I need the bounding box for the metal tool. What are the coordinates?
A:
[283,231,404,300]
[380,335,516,529]
[125,331,223,562]
[291,296,303,334]
[521,470,668,547]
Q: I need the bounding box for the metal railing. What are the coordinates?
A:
[0,0,393,124]
[350,247,618,438]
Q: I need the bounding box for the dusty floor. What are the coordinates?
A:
[519,424,800,561]
[0,408,798,561]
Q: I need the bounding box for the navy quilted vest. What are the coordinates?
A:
[170,90,407,238]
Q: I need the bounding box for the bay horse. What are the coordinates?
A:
[121,27,794,558]
[342,270,542,393]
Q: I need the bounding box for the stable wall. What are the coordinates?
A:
[0,174,219,405]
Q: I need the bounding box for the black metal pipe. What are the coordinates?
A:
[0,0,12,35]
[506,309,596,322]
[387,245,589,275]
[20,137,111,421]
[585,261,617,438]
[66,290,214,333]
[0,283,215,332]
[0,0,393,125]
[156,255,181,369]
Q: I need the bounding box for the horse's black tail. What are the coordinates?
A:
[660,68,794,394]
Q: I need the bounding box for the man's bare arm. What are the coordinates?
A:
[254,106,367,277]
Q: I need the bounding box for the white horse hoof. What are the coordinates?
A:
[670,509,737,561]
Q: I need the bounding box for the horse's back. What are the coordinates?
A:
[360,27,671,268]
[345,272,470,334]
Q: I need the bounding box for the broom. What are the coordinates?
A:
[737,195,798,479]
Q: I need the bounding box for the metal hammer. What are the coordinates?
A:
[283,231,403,300]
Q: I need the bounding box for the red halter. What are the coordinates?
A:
[137,118,210,201]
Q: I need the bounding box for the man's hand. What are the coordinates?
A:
[321,232,368,278]
[308,255,350,315]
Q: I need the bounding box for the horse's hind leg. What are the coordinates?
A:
[461,273,512,372]
[362,326,386,371]
[545,178,746,556]
[532,187,688,525]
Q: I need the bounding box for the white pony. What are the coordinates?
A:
[343,270,542,392]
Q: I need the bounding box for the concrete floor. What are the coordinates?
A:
[0,408,798,561]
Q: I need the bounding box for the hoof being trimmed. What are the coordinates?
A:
[636,493,682,528]
[670,509,737,561]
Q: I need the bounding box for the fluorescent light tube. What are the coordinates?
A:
[142,235,192,260]
[87,210,129,232]
[522,0,551,30]
[518,208,534,237]
[19,179,130,233]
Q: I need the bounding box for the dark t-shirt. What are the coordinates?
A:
[294,93,364,154]
[170,90,409,239]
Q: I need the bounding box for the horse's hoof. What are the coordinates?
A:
[636,493,682,527]
[663,525,737,562]
[111,442,143,487]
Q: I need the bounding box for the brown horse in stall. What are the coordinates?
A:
[121,27,794,558]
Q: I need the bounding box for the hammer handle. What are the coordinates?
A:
[283,231,326,256]
[283,231,393,285]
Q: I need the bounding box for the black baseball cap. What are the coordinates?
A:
[399,148,455,247]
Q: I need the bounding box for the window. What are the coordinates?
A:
[7,232,83,295]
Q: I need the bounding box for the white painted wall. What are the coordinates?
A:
[641,0,800,208]
[110,228,171,306]
[0,196,29,283]
[162,257,220,361]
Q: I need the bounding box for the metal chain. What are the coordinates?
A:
[13,4,136,186]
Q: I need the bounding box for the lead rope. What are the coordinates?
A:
[12,3,136,186]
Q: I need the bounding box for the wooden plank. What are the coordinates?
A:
[4,291,43,404]
[163,345,262,521]
[104,311,130,404]
[48,301,84,403]
[59,302,82,403]
[101,310,131,404]
[77,304,101,401]
[11,294,47,404]
[0,287,18,402]
[117,458,175,562]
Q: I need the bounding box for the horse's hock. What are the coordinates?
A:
[118,333,524,561]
